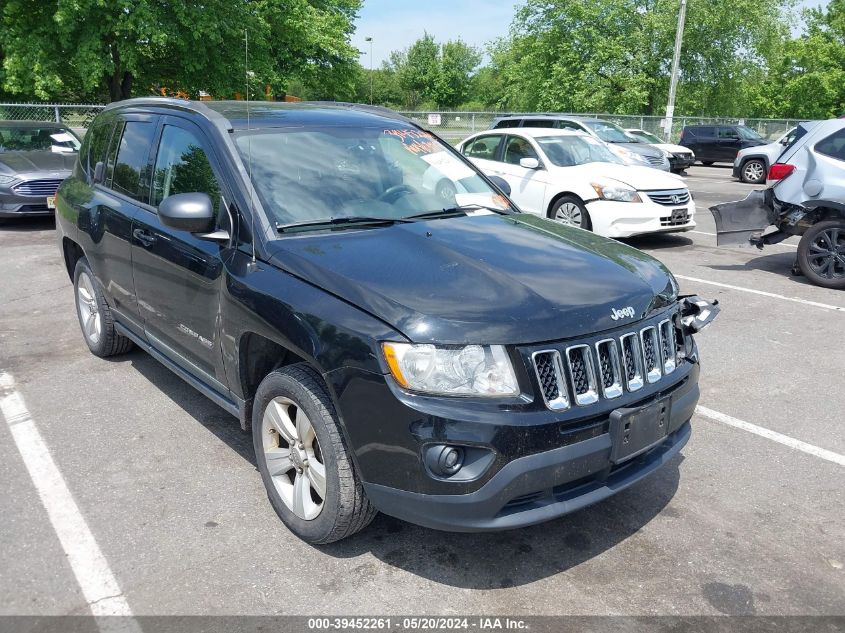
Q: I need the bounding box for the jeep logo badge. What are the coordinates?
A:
[610,306,636,321]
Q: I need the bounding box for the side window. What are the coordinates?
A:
[718,127,739,139]
[493,119,519,129]
[110,121,157,202]
[83,119,116,178]
[523,119,553,128]
[152,125,221,215]
[815,128,845,162]
[463,135,503,161]
[555,121,581,131]
[503,136,539,165]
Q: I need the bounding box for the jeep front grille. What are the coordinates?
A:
[531,316,682,410]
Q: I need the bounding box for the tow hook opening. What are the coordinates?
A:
[679,295,720,335]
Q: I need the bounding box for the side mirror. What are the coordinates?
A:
[519,157,540,169]
[488,175,511,196]
[92,161,105,185]
[158,192,215,234]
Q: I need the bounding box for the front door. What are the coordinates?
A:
[716,127,742,162]
[496,135,547,215]
[130,117,231,389]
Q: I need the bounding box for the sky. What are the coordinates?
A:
[351,0,829,68]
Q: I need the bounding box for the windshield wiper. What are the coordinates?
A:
[276,216,413,233]
[404,204,508,221]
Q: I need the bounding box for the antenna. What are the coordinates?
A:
[245,29,257,268]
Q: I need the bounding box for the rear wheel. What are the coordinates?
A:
[435,179,457,205]
[549,195,591,230]
[73,257,134,357]
[797,220,845,289]
[253,364,376,544]
[741,159,766,184]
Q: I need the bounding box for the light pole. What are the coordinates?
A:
[664,0,688,142]
[364,36,374,104]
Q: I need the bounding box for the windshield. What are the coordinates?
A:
[629,130,663,144]
[234,126,510,227]
[535,135,623,167]
[584,121,638,144]
[0,126,81,153]
[736,126,763,141]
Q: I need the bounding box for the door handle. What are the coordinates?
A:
[133,228,156,247]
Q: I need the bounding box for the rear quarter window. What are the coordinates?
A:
[814,128,845,162]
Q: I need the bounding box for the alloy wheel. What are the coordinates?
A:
[807,228,845,280]
[743,161,765,183]
[555,202,583,227]
[261,396,326,520]
[76,271,102,345]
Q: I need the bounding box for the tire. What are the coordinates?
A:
[252,364,376,544]
[548,195,591,230]
[73,257,134,357]
[796,220,845,290]
[701,161,715,166]
[435,179,457,205]
[740,159,766,184]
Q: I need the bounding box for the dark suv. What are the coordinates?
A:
[679,125,766,165]
[56,98,718,543]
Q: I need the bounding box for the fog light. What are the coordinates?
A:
[424,444,465,477]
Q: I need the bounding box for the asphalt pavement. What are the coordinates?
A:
[0,165,843,619]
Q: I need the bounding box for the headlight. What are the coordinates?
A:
[660,148,671,158]
[591,179,642,203]
[0,174,17,186]
[382,342,519,397]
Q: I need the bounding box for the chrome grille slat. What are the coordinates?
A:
[595,339,622,399]
[658,319,676,375]
[645,189,691,206]
[530,315,682,411]
[11,178,64,196]
[565,345,598,406]
[531,350,569,411]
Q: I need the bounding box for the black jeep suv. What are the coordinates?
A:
[679,124,766,165]
[56,98,717,543]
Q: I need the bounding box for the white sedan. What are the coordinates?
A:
[456,128,696,238]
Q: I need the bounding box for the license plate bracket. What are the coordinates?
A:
[671,208,688,223]
[609,395,671,464]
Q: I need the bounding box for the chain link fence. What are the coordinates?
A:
[0,103,801,145]
[399,111,802,144]
[0,103,105,137]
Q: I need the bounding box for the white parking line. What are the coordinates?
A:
[696,406,845,467]
[689,230,797,249]
[675,275,845,312]
[0,372,141,631]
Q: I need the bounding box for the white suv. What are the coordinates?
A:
[712,119,845,289]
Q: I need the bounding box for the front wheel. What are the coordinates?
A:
[549,195,591,230]
[741,159,766,184]
[253,364,377,544]
[797,220,845,289]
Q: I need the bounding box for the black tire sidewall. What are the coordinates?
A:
[550,195,591,230]
[797,220,845,290]
[252,368,345,543]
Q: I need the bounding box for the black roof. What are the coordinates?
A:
[0,120,74,128]
[103,98,412,131]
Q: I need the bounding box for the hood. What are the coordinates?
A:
[550,162,685,191]
[613,142,663,158]
[656,143,693,154]
[0,150,76,177]
[267,213,677,345]
[737,141,783,163]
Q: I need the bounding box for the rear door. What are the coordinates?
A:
[130,116,232,389]
[496,135,547,215]
[79,113,158,337]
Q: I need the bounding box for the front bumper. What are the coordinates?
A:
[669,154,695,171]
[587,199,697,238]
[0,190,55,218]
[364,382,696,532]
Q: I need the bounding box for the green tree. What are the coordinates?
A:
[493,0,794,116]
[0,0,362,102]
[433,40,482,109]
[395,32,441,109]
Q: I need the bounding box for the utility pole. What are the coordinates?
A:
[365,37,374,104]
[664,0,688,142]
